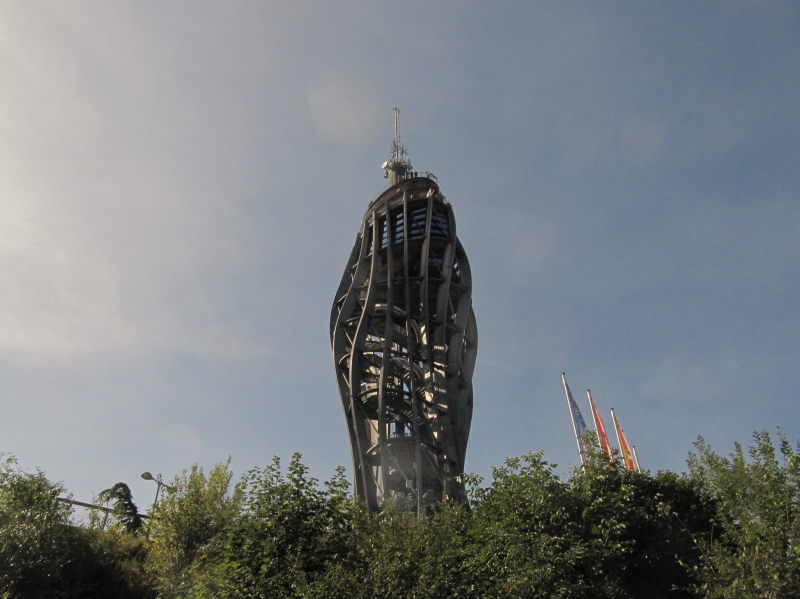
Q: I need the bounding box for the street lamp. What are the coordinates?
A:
[141,471,174,509]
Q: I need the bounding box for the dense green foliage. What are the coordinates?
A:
[145,459,242,596]
[687,431,800,599]
[466,449,713,599]
[0,455,151,599]
[1,431,797,598]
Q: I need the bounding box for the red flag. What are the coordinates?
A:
[587,390,614,462]
[610,408,636,471]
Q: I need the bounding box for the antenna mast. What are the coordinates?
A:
[382,107,412,186]
[395,108,399,146]
[393,107,402,160]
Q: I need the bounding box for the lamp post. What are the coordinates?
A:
[140,471,174,510]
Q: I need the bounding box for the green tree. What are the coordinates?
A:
[0,454,154,599]
[195,454,361,599]
[146,458,242,598]
[688,430,800,599]
[98,482,143,533]
[466,447,711,599]
[357,500,475,599]
[467,451,598,599]
[568,450,712,598]
[0,454,74,597]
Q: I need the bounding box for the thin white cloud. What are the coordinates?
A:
[0,3,293,358]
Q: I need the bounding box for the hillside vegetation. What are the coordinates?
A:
[1,430,797,599]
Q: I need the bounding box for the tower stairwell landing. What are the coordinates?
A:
[330,109,477,512]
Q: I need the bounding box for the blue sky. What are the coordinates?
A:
[1,1,798,511]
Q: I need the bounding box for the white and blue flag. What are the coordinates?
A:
[562,372,588,464]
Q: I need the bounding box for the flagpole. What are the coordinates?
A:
[562,373,586,465]
[631,445,642,472]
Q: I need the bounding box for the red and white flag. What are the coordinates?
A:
[562,373,588,464]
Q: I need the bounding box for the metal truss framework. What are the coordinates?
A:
[330,172,477,512]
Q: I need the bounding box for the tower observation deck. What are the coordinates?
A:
[330,109,477,512]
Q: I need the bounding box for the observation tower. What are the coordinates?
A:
[330,109,477,512]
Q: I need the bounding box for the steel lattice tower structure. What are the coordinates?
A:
[330,109,477,512]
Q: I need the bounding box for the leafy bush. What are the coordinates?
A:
[688,430,800,599]
[0,454,153,599]
[0,454,75,596]
[190,454,361,599]
[3,430,797,598]
[145,458,242,597]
